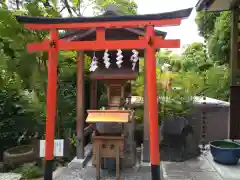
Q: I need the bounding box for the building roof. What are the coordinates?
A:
[196,0,240,11]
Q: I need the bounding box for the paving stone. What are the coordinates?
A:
[161,154,224,180]
[162,156,215,174]
[190,171,222,180]
[162,169,223,180]
[205,152,240,180]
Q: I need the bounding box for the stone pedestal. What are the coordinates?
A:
[93,116,136,169]
[123,118,136,168]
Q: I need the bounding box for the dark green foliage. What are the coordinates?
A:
[208,12,231,65]
[13,163,43,179]
[0,0,135,158]
[181,42,209,72]
[0,2,59,158]
[195,11,221,39]
[196,11,231,65]
[94,0,138,15]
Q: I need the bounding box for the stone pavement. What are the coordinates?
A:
[54,151,240,180]
[161,155,223,180]
[54,166,151,180]
[161,152,240,180]
[205,152,240,180]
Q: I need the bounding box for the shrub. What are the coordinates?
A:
[13,163,43,179]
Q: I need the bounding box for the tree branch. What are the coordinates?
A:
[61,0,73,17]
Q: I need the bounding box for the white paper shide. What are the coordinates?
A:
[130,49,139,71]
[103,49,111,69]
[89,53,98,72]
[116,49,123,68]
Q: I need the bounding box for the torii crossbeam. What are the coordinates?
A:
[16,7,192,180]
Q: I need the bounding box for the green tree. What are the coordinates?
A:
[156,50,182,71]
[208,12,231,65]
[94,0,137,15]
[181,42,212,72]
[0,0,139,154]
[45,0,138,16]
[204,65,229,101]
[195,11,231,64]
[195,11,221,39]
[156,50,172,66]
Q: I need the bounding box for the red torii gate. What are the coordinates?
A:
[16,8,192,180]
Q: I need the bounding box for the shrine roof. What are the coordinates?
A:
[89,68,137,80]
[16,7,192,25]
[61,5,167,40]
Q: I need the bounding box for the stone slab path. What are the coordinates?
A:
[161,152,240,180]
[205,152,240,180]
[161,155,223,180]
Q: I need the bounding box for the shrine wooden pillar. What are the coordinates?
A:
[44,29,58,180]
[76,51,85,159]
[229,7,240,139]
[143,53,150,162]
[90,80,98,109]
[146,25,160,179]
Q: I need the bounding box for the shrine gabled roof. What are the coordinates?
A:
[16,7,192,24]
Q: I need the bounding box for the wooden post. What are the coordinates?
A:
[90,80,98,109]
[90,80,98,131]
[76,51,85,159]
[143,53,150,162]
[229,7,240,139]
[146,25,160,180]
[44,29,58,180]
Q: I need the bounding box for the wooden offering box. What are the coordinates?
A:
[86,110,132,123]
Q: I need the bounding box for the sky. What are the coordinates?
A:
[80,0,204,54]
[134,0,204,53]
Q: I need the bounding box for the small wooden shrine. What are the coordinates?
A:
[63,7,167,178]
[84,39,141,179]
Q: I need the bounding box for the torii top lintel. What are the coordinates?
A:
[16,8,192,30]
[16,8,192,52]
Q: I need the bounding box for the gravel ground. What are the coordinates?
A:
[0,173,21,180]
